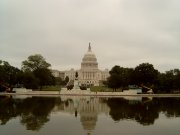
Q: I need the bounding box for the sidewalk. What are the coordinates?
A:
[1,91,180,97]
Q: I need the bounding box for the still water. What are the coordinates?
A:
[0,95,180,135]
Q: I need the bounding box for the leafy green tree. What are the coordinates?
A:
[67,85,74,90]
[156,69,180,93]
[120,67,134,87]
[107,66,134,91]
[65,76,69,85]
[22,54,51,72]
[22,72,39,89]
[0,60,21,90]
[174,74,180,90]
[33,68,55,89]
[21,54,55,89]
[132,63,158,86]
[162,70,174,92]
[173,69,180,90]
[102,80,108,86]
[54,77,63,85]
[108,74,121,91]
[107,66,123,91]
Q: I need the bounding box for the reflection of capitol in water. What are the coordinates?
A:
[54,96,110,133]
[1,96,180,135]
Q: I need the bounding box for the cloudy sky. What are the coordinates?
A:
[0,0,180,72]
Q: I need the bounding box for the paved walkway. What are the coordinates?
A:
[1,90,180,97]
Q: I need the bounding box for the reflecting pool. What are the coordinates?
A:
[0,95,180,135]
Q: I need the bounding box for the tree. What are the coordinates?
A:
[22,72,39,89]
[156,69,180,93]
[108,74,122,91]
[174,72,180,90]
[65,76,69,85]
[107,65,134,91]
[107,66,123,91]
[55,77,63,86]
[120,67,134,87]
[0,60,21,90]
[22,54,51,72]
[21,54,54,90]
[132,63,158,86]
[33,68,55,89]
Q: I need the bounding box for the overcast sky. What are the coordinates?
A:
[0,0,180,72]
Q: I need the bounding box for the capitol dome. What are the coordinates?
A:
[52,42,109,87]
[81,43,98,69]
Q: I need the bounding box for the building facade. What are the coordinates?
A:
[52,43,109,86]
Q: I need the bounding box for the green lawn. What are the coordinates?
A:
[34,85,123,92]
[40,86,61,91]
[90,86,112,92]
[90,86,124,92]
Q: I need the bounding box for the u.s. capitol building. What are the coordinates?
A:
[52,43,109,86]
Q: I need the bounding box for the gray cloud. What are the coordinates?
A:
[0,0,180,72]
